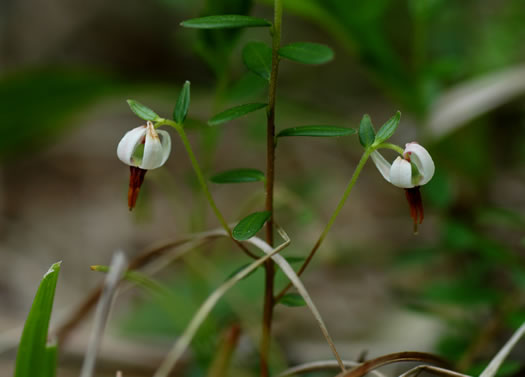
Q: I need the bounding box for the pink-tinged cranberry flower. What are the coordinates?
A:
[371,142,435,233]
[117,121,171,210]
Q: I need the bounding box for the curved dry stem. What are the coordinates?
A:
[334,352,448,377]
[275,149,371,303]
[246,226,346,373]
[80,252,128,377]
[479,322,525,377]
[277,360,387,377]
[397,365,470,377]
[152,230,290,377]
[53,229,225,345]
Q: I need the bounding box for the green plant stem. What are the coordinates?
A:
[275,149,372,302]
[158,119,258,259]
[375,142,404,155]
[261,1,283,376]
[159,120,230,232]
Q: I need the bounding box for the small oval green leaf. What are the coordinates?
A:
[225,72,267,102]
[127,99,160,122]
[173,81,191,124]
[208,103,267,126]
[233,211,272,241]
[279,42,334,65]
[242,42,272,81]
[358,114,375,148]
[374,111,401,145]
[277,125,356,138]
[181,15,271,29]
[285,257,306,264]
[278,293,306,307]
[211,168,265,184]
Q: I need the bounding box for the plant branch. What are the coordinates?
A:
[375,142,404,155]
[206,324,242,377]
[275,148,372,302]
[153,229,291,377]
[54,232,223,345]
[247,227,345,372]
[479,322,525,377]
[261,1,283,375]
[158,120,230,232]
[80,252,128,377]
[265,0,282,246]
[277,360,387,377]
[333,352,448,377]
[158,119,258,259]
[455,294,517,372]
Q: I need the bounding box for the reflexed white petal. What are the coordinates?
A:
[157,130,171,166]
[141,122,164,169]
[389,157,414,188]
[404,143,435,185]
[370,151,392,183]
[117,125,147,166]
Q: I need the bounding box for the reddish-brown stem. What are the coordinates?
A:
[206,324,242,377]
[260,1,283,375]
[334,351,449,377]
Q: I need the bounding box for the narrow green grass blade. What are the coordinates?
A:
[42,343,58,377]
[14,262,61,377]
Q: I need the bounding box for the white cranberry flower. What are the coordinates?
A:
[116,121,171,210]
[371,142,434,188]
[117,121,171,169]
[371,142,435,233]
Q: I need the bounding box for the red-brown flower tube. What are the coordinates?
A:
[404,186,424,234]
[128,166,147,210]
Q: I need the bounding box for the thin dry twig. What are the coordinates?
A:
[276,360,387,377]
[426,64,525,139]
[333,352,448,377]
[456,294,518,372]
[53,233,220,345]
[206,324,242,377]
[246,227,346,373]
[152,229,291,377]
[479,322,525,377]
[79,251,128,377]
[397,365,470,377]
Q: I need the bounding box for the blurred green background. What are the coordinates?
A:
[1,0,525,376]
